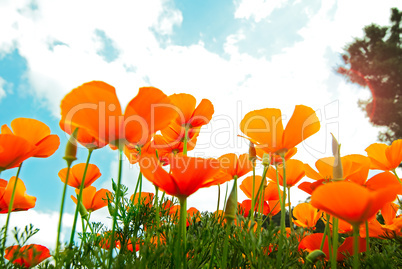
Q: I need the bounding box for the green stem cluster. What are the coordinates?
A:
[1,163,23,258]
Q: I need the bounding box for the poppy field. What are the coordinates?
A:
[0,80,402,268]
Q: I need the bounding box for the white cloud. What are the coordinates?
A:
[234,0,289,22]
[0,210,74,249]
[0,77,7,100]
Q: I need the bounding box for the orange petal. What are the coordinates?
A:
[190,99,214,127]
[293,203,322,229]
[90,188,112,211]
[314,157,335,180]
[218,153,238,179]
[59,121,107,149]
[281,159,305,187]
[342,154,370,185]
[381,202,399,225]
[169,93,196,124]
[240,175,265,199]
[303,164,323,181]
[139,154,179,196]
[60,81,122,146]
[5,244,51,268]
[0,134,35,171]
[365,143,390,170]
[385,139,402,170]
[282,105,320,150]
[169,155,221,197]
[0,177,36,213]
[365,171,402,193]
[59,163,101,188]
[236,153,253,178]
[311,181,397,225]
[240,108,284,153]
[124,87,177,146]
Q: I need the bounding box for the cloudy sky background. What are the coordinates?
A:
[0,0,400,248]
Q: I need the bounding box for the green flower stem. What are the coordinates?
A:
[253,165,269,217]
[107,148,124,269]
[182,126,189,156]
[365,221,370,256]
[55,162,72,262]
[287,187,293,233]
[222,220,231,269]
[69,149,93,247]
[332,217,339,269]
[392,169,402,184]
[179,196,187,269]
[250,162,256,223]
[320,216,329,251]
[325,214,333,262]
[216,184,221,212]
[1,163,23,257]
[131,172,142,207]
[154,186,160,244]
[353,224,360,269]
[279,155,287,236]
[223,182,229,209]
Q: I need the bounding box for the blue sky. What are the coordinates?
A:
[0,0,400,247]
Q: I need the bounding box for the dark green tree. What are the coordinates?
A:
[338,8,402,143]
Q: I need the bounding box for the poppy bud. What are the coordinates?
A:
[224,177,238,223]
[249,142,257,162]
[306,249,326,264]
[331,133,343,180]
[262,153,270,167]
[78,199,89,220]
[63,128,78,167]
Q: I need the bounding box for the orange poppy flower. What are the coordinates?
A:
[267,159,305,187]
[310,181,399,226]
[60,121,107,150]
[168,93,213,128]
[323,214,353,234]
[240,176,282,201]
[60,81,176,149]
[139,154,220,198]
[124,131,200,164]
[98,231,121,249]
[58,163,101,188]
[130,192,154,207]
[299,233,366,261]
[4,244,51,268]
[0,177,36,213]
[293,203,322,229]
[255,147,297,165]
[71,186,111,212]
[239,199,270,217]
[240,105,320,157]
[213,153,253,184]
[167,205,200,226]
[1,118,60,158]
[364,171,402,193]
[365,139,402,171]
[160,121,201,151]
[303,154,370,185]
[360,202,402,238]
[0,134,36,171]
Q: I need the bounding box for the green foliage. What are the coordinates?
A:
[338,8,402,143]
[2,185,402,268]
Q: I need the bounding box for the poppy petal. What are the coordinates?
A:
[240,108,284,153]
[282,105,320,150]
[190,99,214,127]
